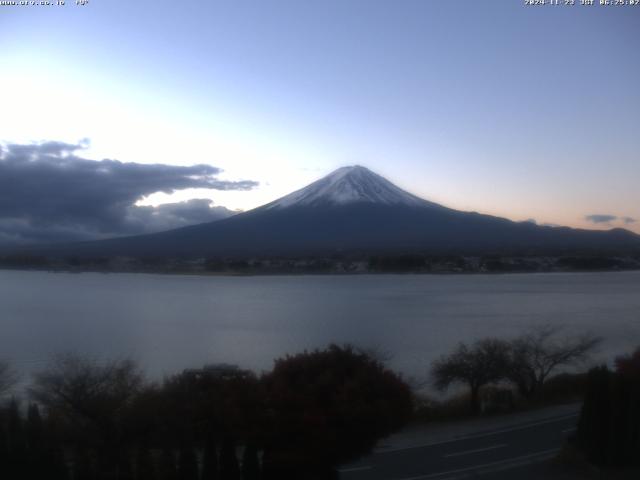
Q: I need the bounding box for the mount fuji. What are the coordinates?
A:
[38,165,640,258]
[263,165,433,209]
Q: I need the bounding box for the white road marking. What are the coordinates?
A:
[444,443,507,458]
[379,413,579,453]
[396,448,560,480]
[338,465,372,473]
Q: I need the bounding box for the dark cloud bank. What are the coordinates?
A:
[0,140,258,245]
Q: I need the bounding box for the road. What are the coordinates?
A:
[339,412,579,480]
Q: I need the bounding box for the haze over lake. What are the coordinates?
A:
[2,270,639,384]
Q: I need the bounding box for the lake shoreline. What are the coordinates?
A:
[2,264,640,278]
[3,250,640,277]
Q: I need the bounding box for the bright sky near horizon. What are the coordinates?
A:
[1,0,639,233]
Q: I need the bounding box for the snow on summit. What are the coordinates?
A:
[265,165,434,209]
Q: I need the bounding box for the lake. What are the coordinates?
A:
[1,270,639,386]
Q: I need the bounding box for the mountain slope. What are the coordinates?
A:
[34,165,640,258]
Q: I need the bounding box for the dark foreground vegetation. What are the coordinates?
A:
[0,345,412,480]
[1,334,638,479]
[574,347,640,469]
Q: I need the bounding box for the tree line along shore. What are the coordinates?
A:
[1,252,640,275]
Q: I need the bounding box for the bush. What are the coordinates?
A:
[575,347,640,467]
[262,344,413,477]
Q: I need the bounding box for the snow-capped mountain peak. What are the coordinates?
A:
[264,165,435,209]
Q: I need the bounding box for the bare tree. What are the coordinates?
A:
[0,359,18,396]
[506,325,601,399]
[431,338,511,414]
[29,353,144,444]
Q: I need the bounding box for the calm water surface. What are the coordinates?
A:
[1,270,639,383]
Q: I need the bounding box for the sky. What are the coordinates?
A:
[1,0,639,243]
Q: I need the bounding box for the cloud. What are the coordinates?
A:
[584,214,638,227]
[0,140,257,245]
[585,214,617,224]
[124,199,238,234]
